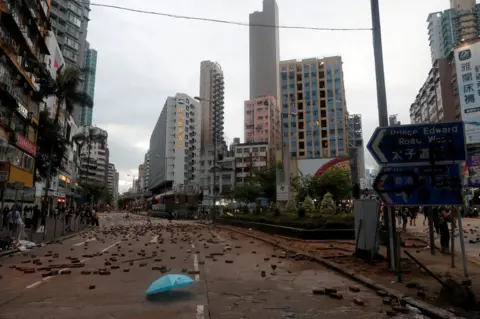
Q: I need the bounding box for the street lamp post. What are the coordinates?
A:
[194,96,217,221]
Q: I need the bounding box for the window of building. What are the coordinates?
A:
[9,146,22,167]
[67,1,82,15]
[23,153,33,171]
[65,37,79,50]
[67,13,81,27]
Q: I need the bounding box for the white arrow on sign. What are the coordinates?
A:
[371,128,387,163]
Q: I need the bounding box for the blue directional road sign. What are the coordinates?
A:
[367,122,466,165]
[373,164,463,206]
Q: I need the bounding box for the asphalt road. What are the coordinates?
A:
[0,213,418,318]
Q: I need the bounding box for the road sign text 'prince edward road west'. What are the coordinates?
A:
[367,122,467,165]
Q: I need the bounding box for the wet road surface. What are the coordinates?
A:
[0,213,418,318]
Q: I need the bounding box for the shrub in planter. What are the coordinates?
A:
[285,200,297,214]
[297,207,306,218]
[302,196,315,216]
[320,192,336,215]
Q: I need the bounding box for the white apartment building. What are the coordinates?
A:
[427,12,444,64]
[199,147,235,200]
[79,127,109,185]
[249,0,280,99]
[234,142,269,184]
[144,150,150,191]
[149,94,202,193]
[199,61,225,150]
[107,163,116,196]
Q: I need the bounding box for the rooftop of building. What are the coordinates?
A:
[280,56,342,64]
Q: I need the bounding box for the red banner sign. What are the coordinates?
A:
[16,134,36,156]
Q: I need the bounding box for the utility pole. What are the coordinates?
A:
[371,0,396,271]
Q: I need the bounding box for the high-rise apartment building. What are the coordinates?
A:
[347,114,365,184]
[50,0,90,69]
[234,142,269,184]
[249,0,280,99]
[0,0,50,193]
[80,43,97,126]
[410,59,457,124]
[107,162,116,197]
[427,12,445,63]
[244,95,281,163]
[138,164,145,191]
[79,127,109,185]
[149,94,202,194]
[427,2,480,62]
[144,150,150,191]
[199,61,225,150]
[280,56,348,160]
[451,0,477,42]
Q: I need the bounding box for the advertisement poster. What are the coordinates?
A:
[455,42,480,144]
[467,152,480,187]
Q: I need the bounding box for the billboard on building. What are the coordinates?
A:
[466,151,480,187]
[45,31,65,79]
[455,41,480,144]
[296,157,351,177]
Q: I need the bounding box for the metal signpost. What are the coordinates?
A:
[367,121,467,274]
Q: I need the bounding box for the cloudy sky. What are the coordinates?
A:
[86,0,447,193]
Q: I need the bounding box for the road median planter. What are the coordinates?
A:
[217,217,355,240]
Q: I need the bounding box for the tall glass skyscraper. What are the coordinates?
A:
[279,56,348,160]
[81,45,98,126]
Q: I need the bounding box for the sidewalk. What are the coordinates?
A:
[404,218,480,264]
[0,215,88,244]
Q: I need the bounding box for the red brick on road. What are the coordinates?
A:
[0,213,420,318]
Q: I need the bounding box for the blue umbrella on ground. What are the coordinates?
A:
[146,274,195,296]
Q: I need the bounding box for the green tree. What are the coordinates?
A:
[315,168,351,201]
[37,67,94,209]
[249,164,277,203]
[231,183,261,203]
[39,67,93,124]
[302,196,315,215]
[35,110,69,181]
[291,173,314,202]
[320,192,336,214]
[72,129,107,185]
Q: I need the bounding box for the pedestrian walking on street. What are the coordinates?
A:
[2,205,9,229]
[32,205,40,231]
[24,207,33,230]
[437,206,451,254]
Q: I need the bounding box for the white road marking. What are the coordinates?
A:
[150,235,158,243]
[100,241,121,253]
[193,253,200,281]
[73,238,96,246]
[25,241,121,290]
[196,305,205,319]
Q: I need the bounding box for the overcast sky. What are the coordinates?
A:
[86,0,448,193]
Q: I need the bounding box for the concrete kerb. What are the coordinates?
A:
[0,226,94,258]
[213,225,462,319]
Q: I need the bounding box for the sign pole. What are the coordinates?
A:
[371,0,392,268]
[451,211,455,268]
[387,206,396,272]
[458,203,469,280]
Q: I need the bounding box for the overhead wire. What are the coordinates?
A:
[79,2,372,32]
